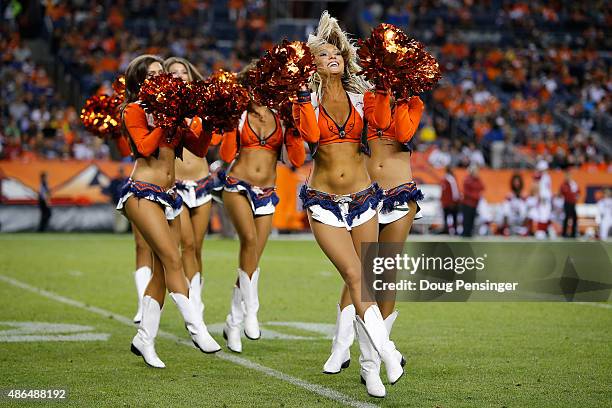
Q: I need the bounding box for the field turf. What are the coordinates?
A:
[0,234,610,407]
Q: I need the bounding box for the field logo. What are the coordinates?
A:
[0,322,110,342]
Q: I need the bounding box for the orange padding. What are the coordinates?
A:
[1,159,610,231]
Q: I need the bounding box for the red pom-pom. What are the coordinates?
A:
[249,39,316,110]
[112,75,126,99]
[80,94,122,138]
[197,70,249,133]
[358,23,441,98]
[137,73,189,129]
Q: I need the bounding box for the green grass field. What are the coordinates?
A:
[0,234,610,407]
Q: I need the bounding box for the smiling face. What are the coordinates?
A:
[314,43,344,76]
[146,62,163,79]
[168,62,190,82]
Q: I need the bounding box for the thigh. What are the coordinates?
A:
[350,213,379,259]
[254,214,274,260]
[379,201,417,243]
[190,201,212,248]
[308,213,361,277]
[125,197,177,261]
[223,190,257,241]
[132,222,153,251]
[178,205,195,248]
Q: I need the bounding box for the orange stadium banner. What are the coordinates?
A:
[1,158,611,231]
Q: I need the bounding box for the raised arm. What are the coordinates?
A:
[219,129,239,163]
[284,127,306,168]
[394,96,424,143]
[363,90,391,130]
[292,90,320,143]
[123,103,167,157]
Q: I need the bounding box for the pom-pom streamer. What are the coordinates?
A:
[357,23,441,98]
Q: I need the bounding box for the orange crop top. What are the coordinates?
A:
[293,91,390,153]
[364,92,424,144]
[123,102,211,159]
[220,110,305,167]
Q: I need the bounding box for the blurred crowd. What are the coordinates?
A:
[1,27,110,160]
[1,0,610,173]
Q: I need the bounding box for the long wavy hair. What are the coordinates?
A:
[120,54,164,114]
[307,11,370,101]
[163,56,204,82]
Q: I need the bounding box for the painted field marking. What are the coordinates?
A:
[0,321,110,342]
[0,274,377,408]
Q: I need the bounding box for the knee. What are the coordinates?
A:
[181,237,196,257]
[240,231,257,250]
[160,249,182,273]
[341,264,362,288]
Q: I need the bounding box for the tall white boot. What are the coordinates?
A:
[223,286,244,353]
[133,266,152,323]
[170,292,221,353]
[356,305,404,385]
[238,268,260,340]
[130,295,165,368]
[189,272,204,318]
[355,318,385,397]
[323,304,355,374]
[384,310,406,368]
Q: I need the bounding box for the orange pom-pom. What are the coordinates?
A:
[358,23,441,98]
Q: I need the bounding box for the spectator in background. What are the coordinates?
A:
[597,189,612,240]
[461,164,484,238]
[439,166,460,234]
[559,170,580,238]
[428,140,452,168]
[38,171,51,232]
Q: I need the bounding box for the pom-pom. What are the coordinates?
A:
[137,73,189,129]
[248,40,316,109]
[198,70,249,132]
[112,75,126,99]
[80,94,122,138]
[357,23,441,98]
[278,100,295,128]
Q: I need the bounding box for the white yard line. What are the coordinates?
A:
[0,274,377,408]
[574,301,612,310]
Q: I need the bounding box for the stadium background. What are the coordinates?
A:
[1,2,611,407]
[0,1,610,236]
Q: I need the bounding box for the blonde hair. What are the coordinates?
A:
[163,57,204,82]
[307,11,370,100]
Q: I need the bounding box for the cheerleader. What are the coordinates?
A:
[324,90,424,377]
[117,54,220,368]
[220,62,305,353]
[293,12,404,397]
[164,57,213,318]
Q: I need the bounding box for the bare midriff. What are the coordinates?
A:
[130,147,176,189]
[366,138,413,190]
[228,148,278,187]
[309,142,372,194]
[175,148,209,181]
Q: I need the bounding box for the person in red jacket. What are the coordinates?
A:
[117,54,220,369]
[461,164,485,237]
[440,166,460,234]
[219,61,305,354]
[559,170,580,238]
